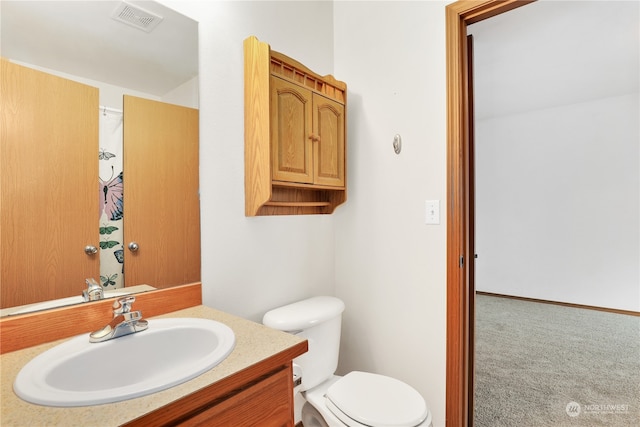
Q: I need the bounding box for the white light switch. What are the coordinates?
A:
[425,200,440,224]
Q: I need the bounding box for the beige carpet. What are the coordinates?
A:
[474,294,640,427]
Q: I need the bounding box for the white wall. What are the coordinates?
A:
[160,1,451,425]
[162,76,199,109]
[158,0,339,319]
[333,1,448,425]
[470,1,640,311]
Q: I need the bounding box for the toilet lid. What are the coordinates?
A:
[326,371,428,427]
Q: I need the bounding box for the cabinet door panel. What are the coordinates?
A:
[178,367,293,427]
[313,94,345,187]
[123,96,200,288]
[1,60,99,308]
[270,76,313,184]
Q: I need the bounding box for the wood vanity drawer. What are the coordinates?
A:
[179,365,293,426]
[122,339,306,427]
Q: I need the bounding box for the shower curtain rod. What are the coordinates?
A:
[99,105,123,114]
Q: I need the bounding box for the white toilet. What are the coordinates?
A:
[263,296,433,427]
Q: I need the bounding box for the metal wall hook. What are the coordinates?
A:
[393,134,402,154]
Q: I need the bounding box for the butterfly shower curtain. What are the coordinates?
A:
[99,108,124,289]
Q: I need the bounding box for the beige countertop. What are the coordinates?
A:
[0,305,305,427]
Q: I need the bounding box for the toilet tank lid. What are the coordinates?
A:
[263,296,345,331]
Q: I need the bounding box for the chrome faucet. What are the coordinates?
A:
[82,278,104,301]
[89,296,148,343]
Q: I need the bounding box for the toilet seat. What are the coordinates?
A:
[325,371,428,427]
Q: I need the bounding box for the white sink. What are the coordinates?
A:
[14,318,235,407]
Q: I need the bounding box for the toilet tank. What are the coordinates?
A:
[263,296,345,391]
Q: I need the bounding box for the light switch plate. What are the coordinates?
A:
[425,200,440,224]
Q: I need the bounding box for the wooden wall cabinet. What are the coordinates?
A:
[244,36,347,216]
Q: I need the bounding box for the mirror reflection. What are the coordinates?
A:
[1,1,199,316]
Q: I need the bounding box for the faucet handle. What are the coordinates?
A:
[113,296,136,316]
[83,278,103,301]
[86,278,99,286]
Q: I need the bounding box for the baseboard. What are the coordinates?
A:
[476,291,640,317]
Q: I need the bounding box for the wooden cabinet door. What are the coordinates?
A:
[313,94,345,187]
[1,60,99,308]
[123,96,200,289]
[270,76,313,184]
[177,367,294,427]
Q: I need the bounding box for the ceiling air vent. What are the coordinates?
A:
[111,1,164,33]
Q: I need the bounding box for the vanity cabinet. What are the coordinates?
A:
[0,288,308,427]
[169,366,293,426]
[244,36,347,216]
[124,364,295,427]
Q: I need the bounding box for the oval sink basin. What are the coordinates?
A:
[14,318,235,407]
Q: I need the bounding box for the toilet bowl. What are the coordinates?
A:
[303,373,433,427]
[262,296,433,427]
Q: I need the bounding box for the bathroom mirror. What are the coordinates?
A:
[0,1,199,316]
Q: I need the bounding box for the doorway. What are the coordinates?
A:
[445,2,536,425]
[445,1,639,426]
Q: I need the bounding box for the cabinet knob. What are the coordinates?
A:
[128,242,140,252]
[84,245,98,255]
[309,134,320,142]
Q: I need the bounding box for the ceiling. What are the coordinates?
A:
[0,1,198,96]
[3,1,635,111]
[468,0,638,120]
